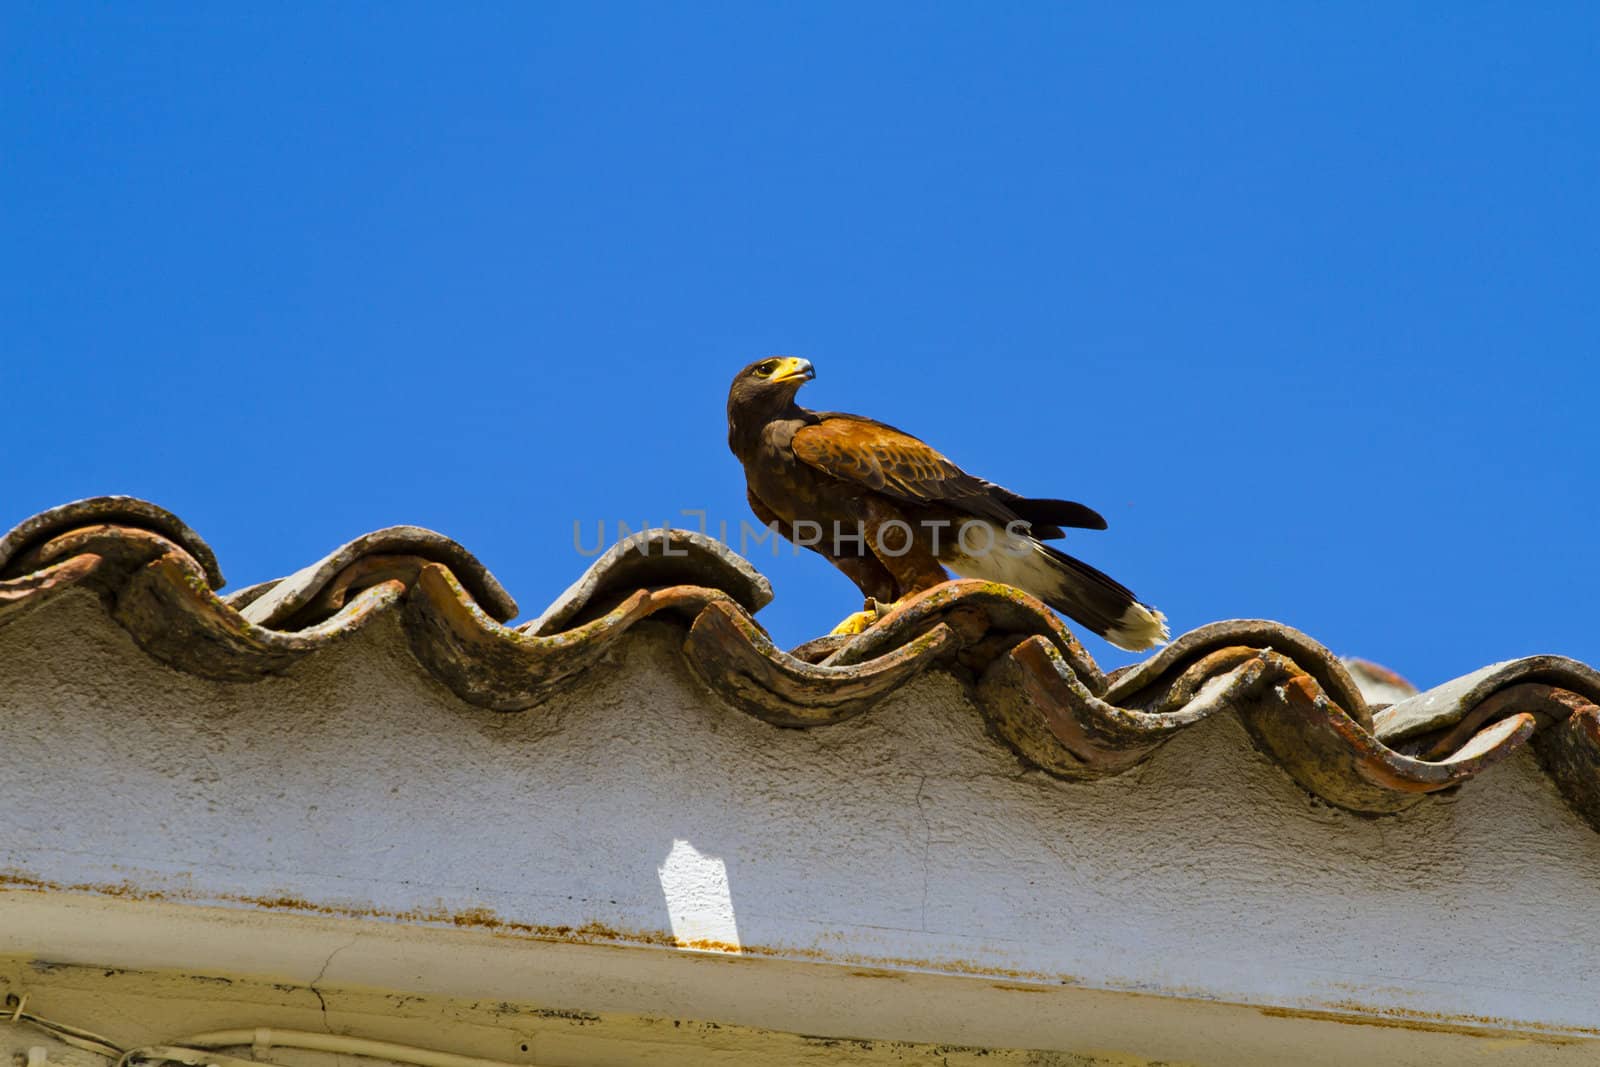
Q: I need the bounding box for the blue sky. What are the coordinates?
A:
[4,5,1596,686]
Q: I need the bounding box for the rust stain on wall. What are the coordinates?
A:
[7,868,1599,1045]
[1256,1004,1597,1044]
[0,868,1059,982]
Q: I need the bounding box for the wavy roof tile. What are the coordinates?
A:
[4,496,1598,832]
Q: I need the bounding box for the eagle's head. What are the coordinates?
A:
[728,356,814,410]
[727,356,816,448]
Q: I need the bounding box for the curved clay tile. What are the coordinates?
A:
[524,525,772,635]
[0,495,224,587]
[235,524,519,627]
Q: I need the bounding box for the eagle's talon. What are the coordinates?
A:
[828,596,904,636]
[829,609,878,636]
[829,597,883,636]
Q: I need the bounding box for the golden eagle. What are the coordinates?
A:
[727,356,1168,650]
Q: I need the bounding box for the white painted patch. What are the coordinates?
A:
[657,838,742,952]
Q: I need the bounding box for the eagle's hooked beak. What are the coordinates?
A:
[769,357,815,385]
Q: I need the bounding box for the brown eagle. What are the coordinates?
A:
[727,356,1169,650]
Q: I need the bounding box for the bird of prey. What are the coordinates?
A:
[727,356,1169,650]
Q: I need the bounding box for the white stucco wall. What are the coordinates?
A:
[2,587,1599,1062]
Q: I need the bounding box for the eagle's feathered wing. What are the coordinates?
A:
[793,413,1105,533]
[790,413,1169,651]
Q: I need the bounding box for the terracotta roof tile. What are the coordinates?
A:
[4,496,1598,833]
[232,525,519,627]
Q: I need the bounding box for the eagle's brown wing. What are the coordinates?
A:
[791,414,1019,526]
[792,413,1108,534]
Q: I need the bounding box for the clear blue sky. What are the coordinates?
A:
[5,5,1596,686]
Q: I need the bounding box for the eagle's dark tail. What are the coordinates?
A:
[989,492,1107,538]
[1032,543,1168,651]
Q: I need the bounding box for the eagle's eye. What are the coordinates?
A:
[754,360,779,378]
